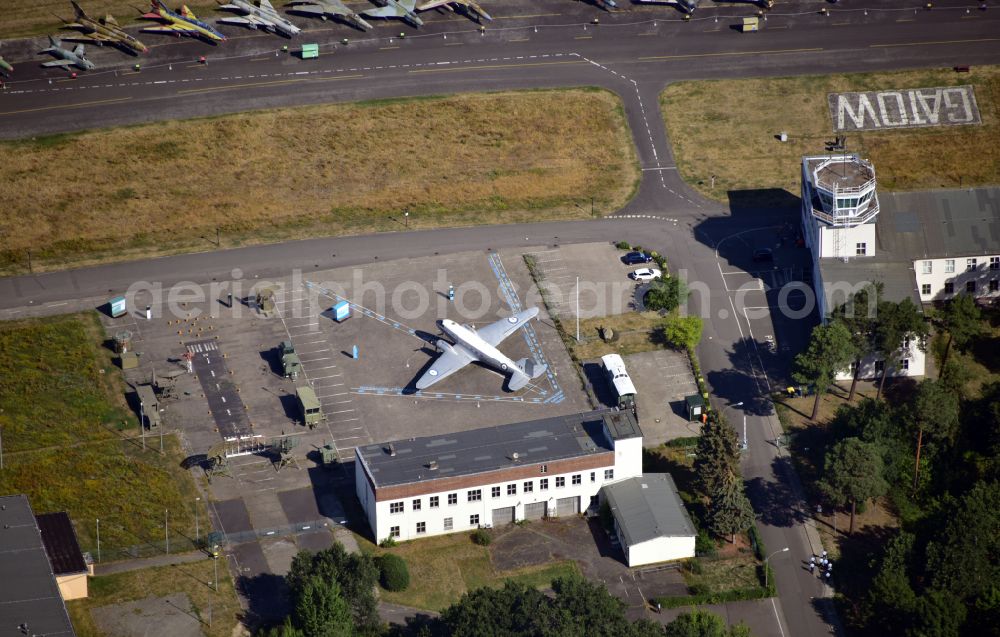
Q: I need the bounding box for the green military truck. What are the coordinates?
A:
[296,386,325,428]
[280,341,302,380]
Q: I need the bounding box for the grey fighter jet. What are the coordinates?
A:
[361,0,423,27]
[417,0,491,22]
[285,0,373,30]
[217,0,301,37]
[40,36,95,71]
[415,307,547,391]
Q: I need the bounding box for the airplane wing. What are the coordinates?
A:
[260,0,277,10]
[474,307,540,347]
[416,0,449,9]
[180,5,201,19]
[415,346,473,390]
[62,32,115,43]
[142,24,201,35]
[397,0,417,10]
[42,60,74,67]
[218,15,270,28]
[361,4,404,17]
[72,44,85,56]
[285,3,328,16]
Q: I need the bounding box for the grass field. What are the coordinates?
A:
[358,532,580,611]
[0,313,207,557]
[0,89,638,275]
[66,558,241,637]
[1,0,220,39]
[661,66,1000,204]
[572,311,665,360]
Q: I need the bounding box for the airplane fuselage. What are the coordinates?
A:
[439,319,520,378]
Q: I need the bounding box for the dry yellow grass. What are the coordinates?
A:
[661,66,1000,203]
[0,89,638,274]
[0,0,220,39]
[571,311,664,360]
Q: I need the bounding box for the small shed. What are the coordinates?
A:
[684,394,705,422]
[601,473,696,567]
[36,512,90,601]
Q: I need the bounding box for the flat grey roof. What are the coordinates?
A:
[0,495,76,636]
[359,410,639,488]
[603,474,696,546]
[877,188,1000,260]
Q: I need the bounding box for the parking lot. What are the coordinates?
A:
[527,243,640,320]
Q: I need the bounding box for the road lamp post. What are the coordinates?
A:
[764,547,790,589]
[404,211,409,228]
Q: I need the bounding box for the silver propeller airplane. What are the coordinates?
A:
[284,0,373,30]
[40,36,95,71]
[361,0,423,27]
[415,307,547,391]
[217,0,301,37]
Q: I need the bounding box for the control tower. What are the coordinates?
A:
[800,154,880,262]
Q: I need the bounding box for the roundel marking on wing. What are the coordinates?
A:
[507,316,519,323]
[429,369,438,376]
[501,364,508,370]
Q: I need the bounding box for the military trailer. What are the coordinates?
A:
[296,386,324,428]
[280,341,302,380]
[135,383,161,430]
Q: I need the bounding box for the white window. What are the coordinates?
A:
[922,260,933,274]
[390,502,404,514]
[523,481,533,493]
[390,526,400,538]
[468,489,481,502]
[412,498,421,511]
[572,474,581,486]
[556,477,565,488]
[967,258,978,272]
[540,464,548,474]
[491,486,501,499]
[507,484,516,496]
[921,284,931,296]
[856,243,867,256]
[448,493,457,505]
[945,281,955,294]
[590,472,596,483]
[470,514,480,527]
[443,517,453,531]
[945,259,956,273]
[991,280,999,292]
[901,359,910,371]
[604,469,614,480]
[967,281,976,293]
[991,257,1000,271]
[416,521,426,534]
[430,496,439,508]
[540,478,549,490]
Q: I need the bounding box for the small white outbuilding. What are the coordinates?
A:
[602,473,696,567]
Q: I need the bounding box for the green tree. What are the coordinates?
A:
[829,282,882,401]
[644,276,688,313]
[259,618,306,637]
[908,379,960,491]
[905,589,967,637]
[968,586,1000,637]
[864,532,917,634]
[706,470,756,544]
[661,315,703,352]
[872,298,928,400]
[663,609,750,637]
[286,544,380,634]
[926,481,1000,600]
[819,437,888,534]
[792,321,858,420]
[439,581,561,637]
[550,574,633,637]
[292,575,353,637]
[937,293,982,375]
[694,412,741,498]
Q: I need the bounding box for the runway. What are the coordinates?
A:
[1,1,999,635]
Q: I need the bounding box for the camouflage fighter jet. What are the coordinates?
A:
[417,0,491,22]
[0,55,13,78]
[285,0,373,30]
[40,36,96,70]
[140,0,228,43]
[361,0,423,27]
[59,1,148,55]
[217,0,302,37]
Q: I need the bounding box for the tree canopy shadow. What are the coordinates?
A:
[744,456,808,528]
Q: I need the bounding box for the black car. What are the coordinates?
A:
[622,251,653,265]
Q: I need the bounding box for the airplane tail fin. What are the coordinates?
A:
[71,0,86,18]
[47,35,60,48]
[509,358,546,390]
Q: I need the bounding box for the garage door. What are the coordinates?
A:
[524,501,547,520]
[491,506,515,526]
[555,496,579,517]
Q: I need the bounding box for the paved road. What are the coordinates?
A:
[2,3,999,635]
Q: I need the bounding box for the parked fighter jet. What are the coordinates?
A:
[140,0,227,43]
[417,0,491,22]
[361,0,423,27]
[40,36,96,70]
[0,56,13,77]
[415,308,547,391]
[285,0,372,30]
[58,1,148,55]
[589,0,617,10]
[217,0,301,37]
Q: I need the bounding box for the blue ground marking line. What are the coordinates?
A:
[352,385,543,403]
[487,252,563,395]
[306,280,420,340]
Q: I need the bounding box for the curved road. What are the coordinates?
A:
[2,3,999,635]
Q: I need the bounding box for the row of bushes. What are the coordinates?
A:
[655,583,774,610]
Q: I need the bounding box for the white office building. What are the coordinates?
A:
[355,411,643,544]
[601,474,696,567]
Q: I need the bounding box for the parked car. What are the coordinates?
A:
[752,248,774,263]
[631,268,662,282]
[622,251,653,265]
